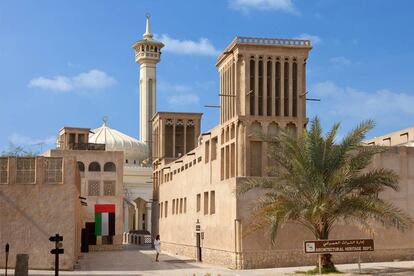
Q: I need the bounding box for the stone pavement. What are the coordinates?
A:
[2,245,414,275]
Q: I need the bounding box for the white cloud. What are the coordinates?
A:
[308,81,414,135]
[229,0,299,14]
[28,69,116,92]
[158,81,193,93]
[296,33,321,45]
[28,76,72,92]
[168,93,200,106]
[158,81,201,107]
[330,56,351,66]
[155,34,220,56]
[9,133,56,146]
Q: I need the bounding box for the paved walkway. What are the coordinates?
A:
[2,245,414,275]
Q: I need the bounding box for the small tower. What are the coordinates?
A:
[132,14,164,159]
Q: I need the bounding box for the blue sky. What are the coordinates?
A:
[1,0,414,152]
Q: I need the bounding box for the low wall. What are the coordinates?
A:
[240,248,414,269]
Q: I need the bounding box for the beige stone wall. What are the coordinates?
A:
[238,147,414,268]
[157,123,239,262]
[0,156,81,270]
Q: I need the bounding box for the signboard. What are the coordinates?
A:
[304,239,374,254]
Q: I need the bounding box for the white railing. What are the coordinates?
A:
[236,36,311,46]
[123,232,152,245]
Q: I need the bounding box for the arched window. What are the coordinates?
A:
[104,162,116,172]
[268,122,279,138]
[250,121,262,139]
[88,162,101,172]
[77,161,85,172]
[286,122,297,136]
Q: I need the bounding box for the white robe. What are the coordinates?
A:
[154,239,161,253]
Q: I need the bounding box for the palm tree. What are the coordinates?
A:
[239,117,412,271]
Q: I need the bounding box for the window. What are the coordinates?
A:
[250,141,262,176]
[267,60,272,116]
[88,180,100,196]
[180,198,183,213]
[44,158,63,183]
[258,59,263,115]
[204,192,209,215]
[184,198,187,213]
[231,143,235,178]
[197,194,201,212]
[88,162,101,172]
[275,61,281,116]
[210,191,215,215]
[78,134,85,144]
[16,157,35,184]
[0,158,8,184]
[103,181,115,196]
[160,202,163,218]
[176,199,179,214]
[401,133,409,143]
[69,133,76,144]
[165,124,174,158]
[205,140,210,163]
[172,199,175,215]
[292,62,298,117]
[221,148,225,181]
[250,59,255,115]
[77,161,85,172]
[383,137,391,146]
[284,61,289,116]
[164,201,168,218]
[211,137,218,160]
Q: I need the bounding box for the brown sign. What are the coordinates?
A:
[304,239,374,254]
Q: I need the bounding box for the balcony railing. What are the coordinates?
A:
[68,143,106,151]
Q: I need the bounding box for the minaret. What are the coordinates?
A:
[132,14,164,160]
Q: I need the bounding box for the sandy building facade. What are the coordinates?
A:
[152,36,414,269]
[0,156,82,270]
[44,126,124,250]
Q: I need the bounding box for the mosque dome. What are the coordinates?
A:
[89,121,148,165]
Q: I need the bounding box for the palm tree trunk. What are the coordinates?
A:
[318,226,335,271]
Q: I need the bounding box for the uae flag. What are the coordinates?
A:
[95,204,115,236]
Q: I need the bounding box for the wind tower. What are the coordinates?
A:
[132,14,164,160]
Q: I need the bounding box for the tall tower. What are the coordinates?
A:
[132,14,164,159]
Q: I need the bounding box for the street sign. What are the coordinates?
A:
[304,239,374,254]
[49,233,64,276]
[50,249,64,254]
[49,235,63,242]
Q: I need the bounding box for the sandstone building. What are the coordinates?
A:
[152,36,414,268]
[0,156,82,270]
[44,126,124,250]
[88,121,153,235]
